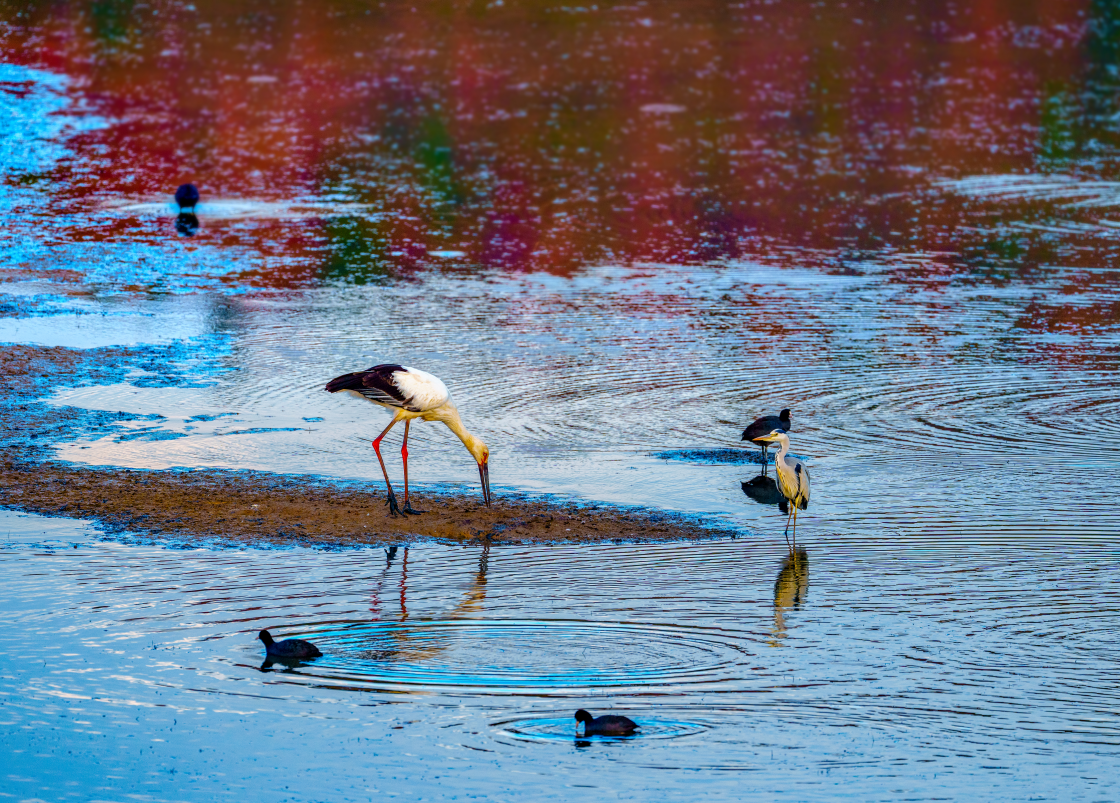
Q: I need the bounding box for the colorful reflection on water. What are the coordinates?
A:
[1,0,1119,290]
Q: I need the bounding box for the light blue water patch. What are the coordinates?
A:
[1,237,272,293]
[0,310,207,348]
[0,63,103,179]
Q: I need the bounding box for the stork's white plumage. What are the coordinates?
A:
[325,365,491,515]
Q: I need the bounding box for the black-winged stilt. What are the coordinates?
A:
[325,364,491,516]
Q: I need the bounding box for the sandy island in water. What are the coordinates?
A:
[0,454,733,547]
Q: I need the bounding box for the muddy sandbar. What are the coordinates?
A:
[0,453,736,547]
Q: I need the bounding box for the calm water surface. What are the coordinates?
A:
[2,1,1120,799]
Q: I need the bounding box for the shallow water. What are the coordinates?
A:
[2,510,1118,801]
[2,1,1120,799]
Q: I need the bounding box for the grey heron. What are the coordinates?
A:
[325,364,491,516]
[754,429,810,553]
[742,409,791,472]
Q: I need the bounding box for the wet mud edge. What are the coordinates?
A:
[0,453,734,547]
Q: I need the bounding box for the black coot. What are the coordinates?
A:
[174,183,200,210]
[575,709,639,736]
[742,408,791,467]
[742,408,791,444]
[258,629,322,660]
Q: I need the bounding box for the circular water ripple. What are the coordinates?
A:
[294,618,753,694]
[494,715,710,743]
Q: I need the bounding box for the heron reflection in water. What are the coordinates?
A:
[772,549,809,641]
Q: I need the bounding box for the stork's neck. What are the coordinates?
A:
[438,404,487,464]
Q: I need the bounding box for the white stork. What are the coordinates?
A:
[325,365,491,515]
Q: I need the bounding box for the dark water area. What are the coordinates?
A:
[2,0,1120,799]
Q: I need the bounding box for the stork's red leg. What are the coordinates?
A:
[372,417,402,517]
[401,420,423,514]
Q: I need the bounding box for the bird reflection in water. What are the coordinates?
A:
[771,549,808,644]
[173,183,200,237]
[741,475,789,514]
[362,544,490,663]
[175,211,199,237]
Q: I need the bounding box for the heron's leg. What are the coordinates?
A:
[760,444,768,475]
[782,506,794,553]
[791,505,798,555]
[401,420,423,515]
[372,417,402,517]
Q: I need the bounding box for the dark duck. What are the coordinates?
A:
[742,408,791,470]
[575,709,639,736]
[258,629,322,660]
[174,183,200,211]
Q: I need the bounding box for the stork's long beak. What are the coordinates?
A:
[478,459,491,507]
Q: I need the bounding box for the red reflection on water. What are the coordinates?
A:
[0,0,1109,279]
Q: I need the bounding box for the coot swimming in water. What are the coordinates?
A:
[258,629,322,660]
[174,183,200,210]
[742,408,791,469]
[575,709,639,736]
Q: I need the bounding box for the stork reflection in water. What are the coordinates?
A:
[366,544,491,664]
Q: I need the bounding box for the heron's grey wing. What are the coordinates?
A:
[794,462,810,510]
[325,364,414,409]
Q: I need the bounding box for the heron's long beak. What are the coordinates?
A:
[478,460,491,507]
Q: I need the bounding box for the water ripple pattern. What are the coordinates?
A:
[2,510,1118,799]
[299,619,752,694]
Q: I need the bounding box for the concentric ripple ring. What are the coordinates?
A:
[281,619,753,695]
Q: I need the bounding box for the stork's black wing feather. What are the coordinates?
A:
[325,364,412,409]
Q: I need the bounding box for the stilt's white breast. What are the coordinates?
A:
[395,367,451,412]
